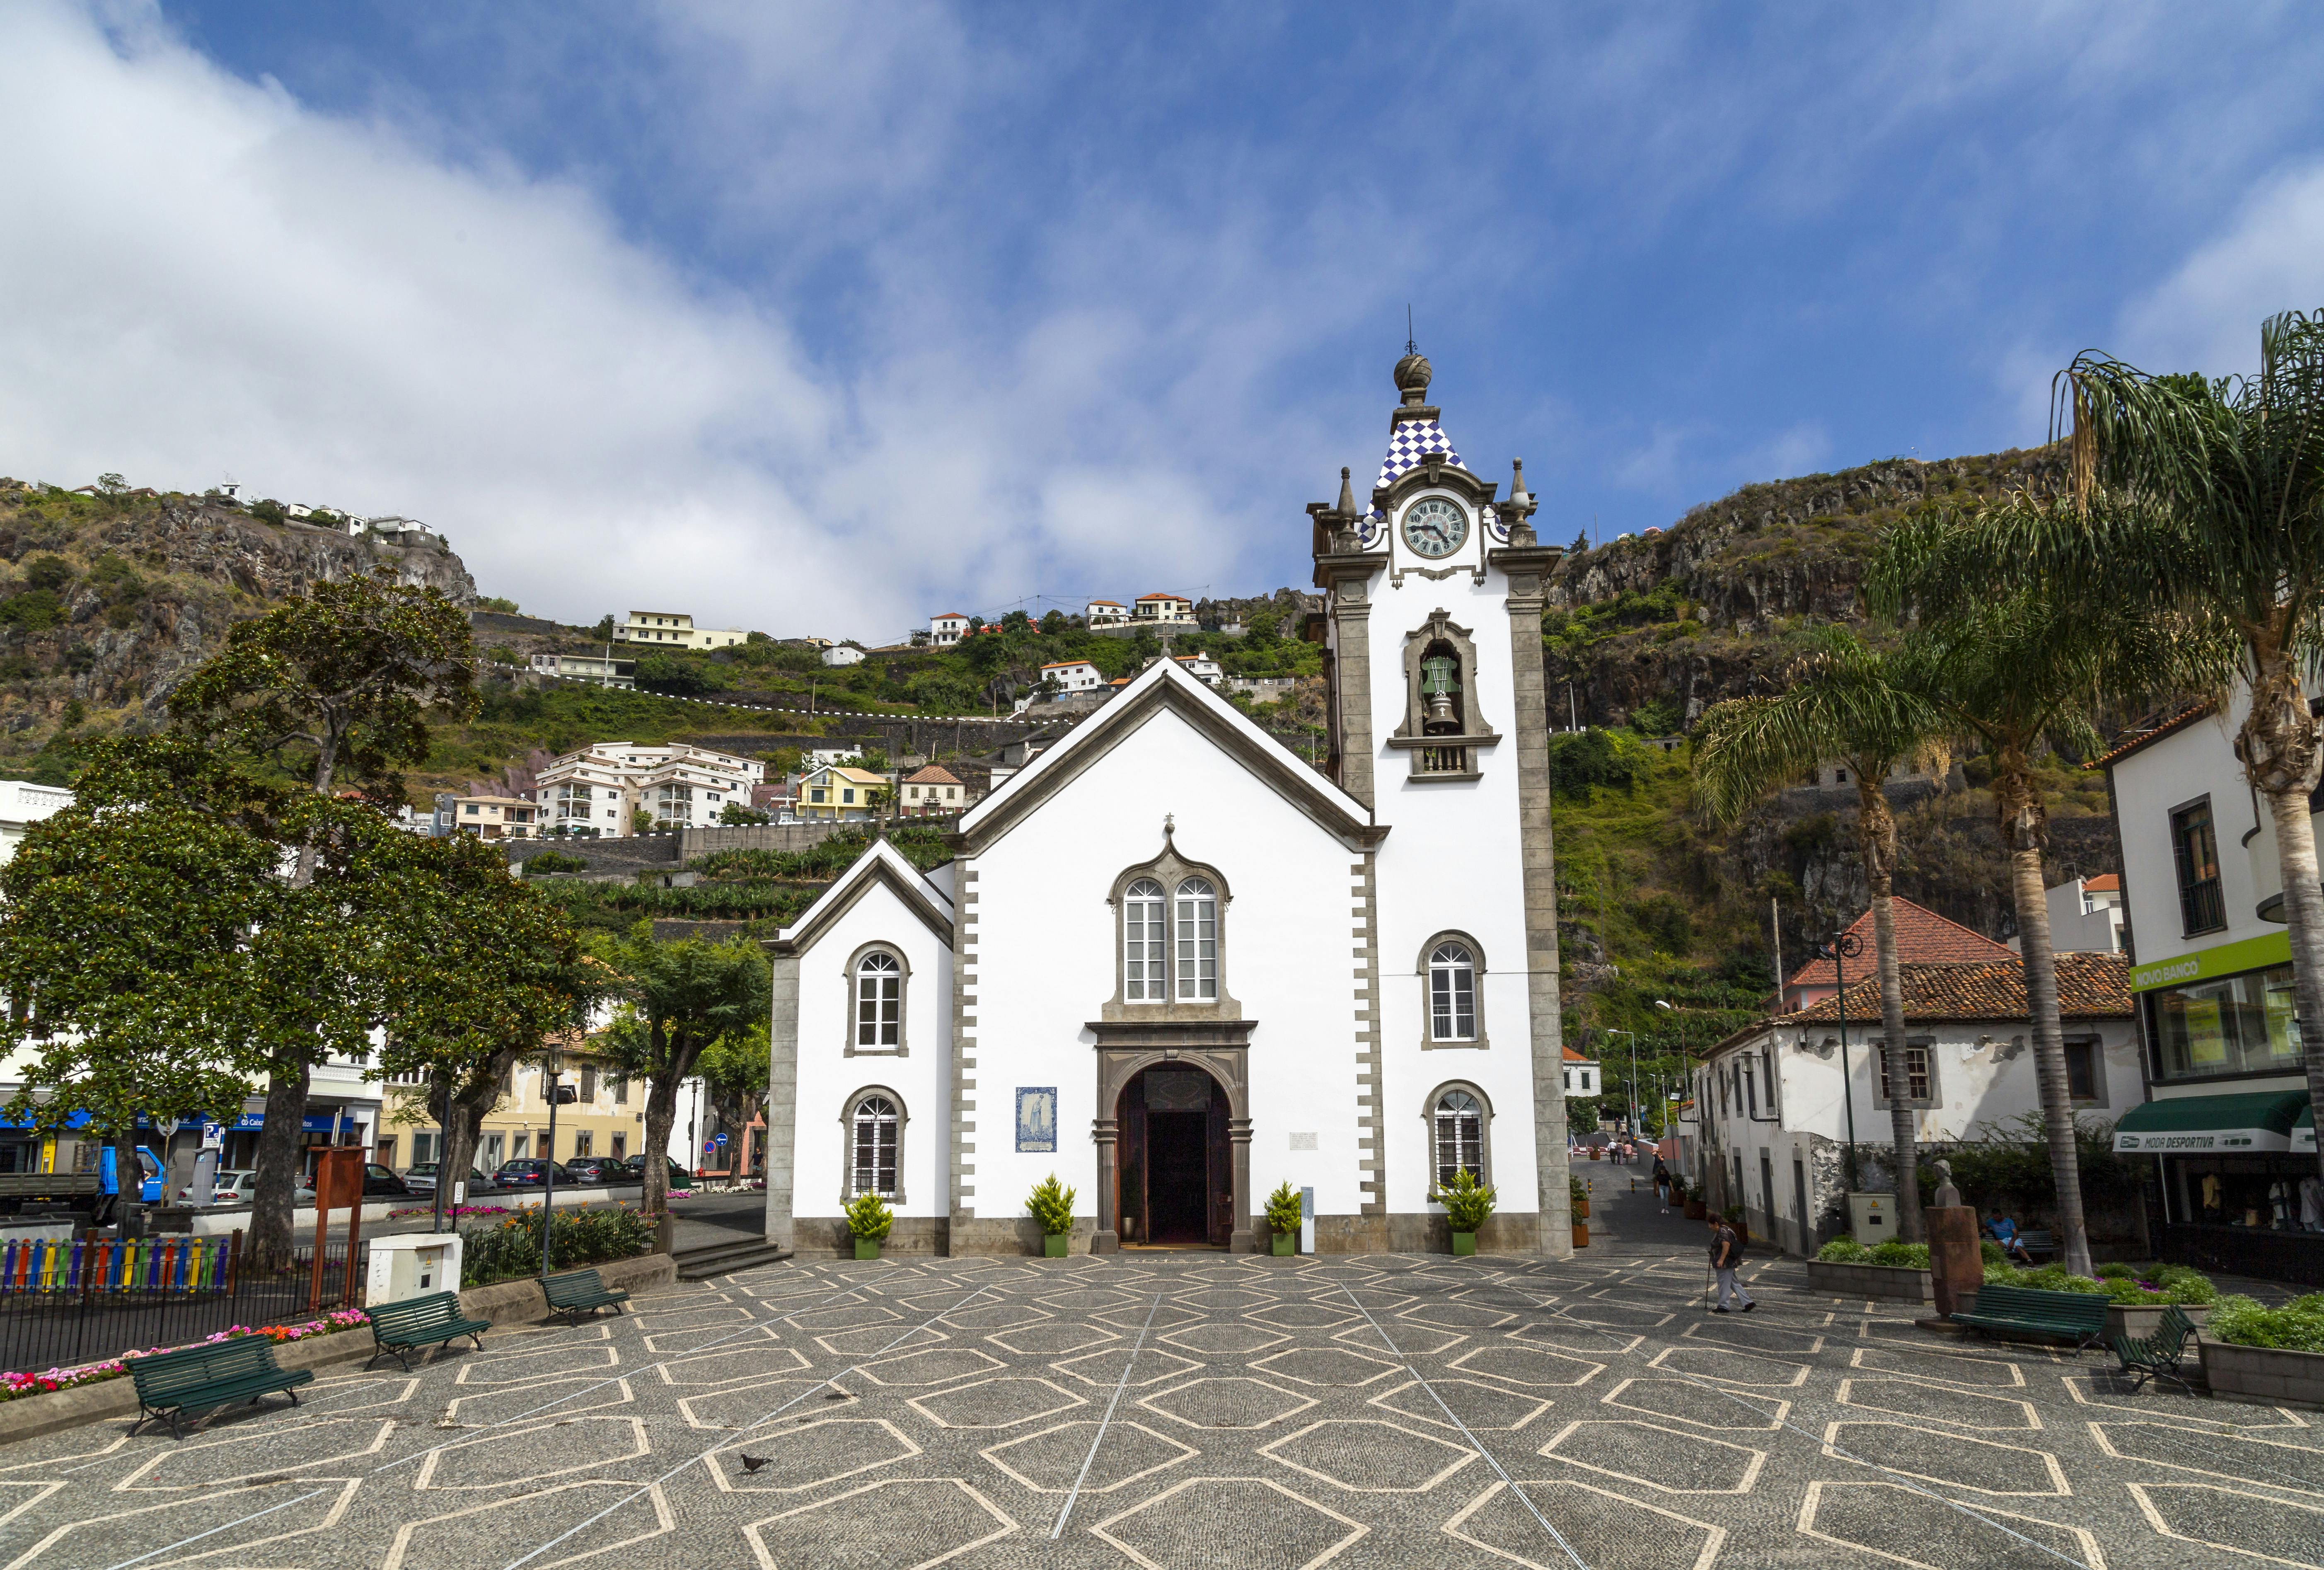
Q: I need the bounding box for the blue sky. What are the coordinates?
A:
[3,4,2321,640]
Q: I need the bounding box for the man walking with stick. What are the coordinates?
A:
[1707,1214,1754,1313]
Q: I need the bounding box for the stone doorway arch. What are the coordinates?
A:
[1088,1021,1253,1253]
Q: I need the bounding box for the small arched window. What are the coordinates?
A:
[1124,879,1166,1002]
[1429,942,1475,1042]
[851,1095,899,1197]
[1433,1090,1484,1189]
[855,951,902,1048]
[1174,878,1218,1001]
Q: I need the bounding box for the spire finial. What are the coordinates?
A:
[1336,466,1355,514]
[1406,304,1417,356]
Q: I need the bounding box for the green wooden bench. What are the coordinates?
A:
[129,1337,312,1439]
[1949,1283,2111,1350]
[2113,1305,2199,1391]
[367,1290,491,1370]
[543,1268,630,1324]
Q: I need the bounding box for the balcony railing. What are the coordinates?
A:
[1416,746,1469,776]
[2180,876,2226,935]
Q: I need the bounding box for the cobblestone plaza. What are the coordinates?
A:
[6,1189,2320,1569]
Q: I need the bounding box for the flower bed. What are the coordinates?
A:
[0,1309,370,1403]
[2200,1293,2324,1404]
[387,1205,515,1222]
[1809,1240,1932,1304]
[459,1203,655,1287]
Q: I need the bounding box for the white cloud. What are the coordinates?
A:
[2120,162,2324,380]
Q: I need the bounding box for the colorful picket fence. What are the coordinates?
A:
[0,1236,232,1296]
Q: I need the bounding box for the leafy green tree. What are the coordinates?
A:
[1693,628,1950,1241]
[1907,310,2324,1179]
[0,740,293,1234]
[1040,610,1067,635]
[1871,531,2176,1274]
[597,930,771,1213]
[696,1021,771,1159]
[166,568,477,1260]
[373,832,604,1204]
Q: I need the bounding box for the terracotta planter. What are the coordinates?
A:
[1451,1231,1477,1256]
[1043,1233,1068,1258]
[854,1237,882,1260]
[1272,1233,1296,1257]
[1572,1223,1589,1248]
[1574,1199,1590,1220]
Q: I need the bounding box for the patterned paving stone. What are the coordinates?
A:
[8,1182,2312,1570]
[1092,1477,1365,1570]
[1258,1418,1476,1493]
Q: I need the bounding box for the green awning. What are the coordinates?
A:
[2297,1103,2315,1156]
[2114,1091,2312,1154]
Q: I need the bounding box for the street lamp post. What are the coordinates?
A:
[1815,931,1866,1192]
[1604,1029,1635,1144]
[540,1051,578,1288]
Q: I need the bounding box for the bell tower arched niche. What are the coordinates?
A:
[1388,607,1499,783]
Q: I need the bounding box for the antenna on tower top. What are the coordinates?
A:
[1405,305,1416,354]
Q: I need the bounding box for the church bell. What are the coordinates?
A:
[1420,653,1461,734]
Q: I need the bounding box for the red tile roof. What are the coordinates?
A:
[903,765,962,785]
[1784,898,2014,990]
[2082,873,2120,893]
[2085,700,2216,769]
[1782,951,2131,1024]
[1563,1046,1595,1064]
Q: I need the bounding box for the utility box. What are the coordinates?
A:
[1847,1192,1897,1245]
[366,1233,462,1306]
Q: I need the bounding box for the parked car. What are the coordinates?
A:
[619,1154,695,1192]
[493,1158,576,1189]
[562,1155,625,1185]
[361,1164,412,1197]
[176,1168,258,1203]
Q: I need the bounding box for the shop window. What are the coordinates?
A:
[2149,964,2305,1080]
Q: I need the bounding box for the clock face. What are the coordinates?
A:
[1401,498,1468,559]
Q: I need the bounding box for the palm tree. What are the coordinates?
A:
[1907,308,2324,1179]
[1868,542,2176,1276]
[1694,628,1951,1243]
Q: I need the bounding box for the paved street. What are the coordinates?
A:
[4,1171,2319,1569]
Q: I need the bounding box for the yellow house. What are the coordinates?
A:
[798,765,888,822]
[382,1039,647,1176]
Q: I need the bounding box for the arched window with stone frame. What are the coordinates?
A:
[1424,1082,1492,1190]
[1104,836,1238,1020]
[843,1088,906,1201]
[846,944,909,1055]
[1417,931,1487,1048]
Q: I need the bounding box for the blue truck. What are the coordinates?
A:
[0,1145,163,1219]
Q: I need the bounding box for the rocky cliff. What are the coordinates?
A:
[0,481,475,775]
[1542,445,2069,728]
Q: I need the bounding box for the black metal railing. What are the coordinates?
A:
[0,1234,366,1377]
[2179,875,2226,935]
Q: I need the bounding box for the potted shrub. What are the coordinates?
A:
[2198,1292,2324,1405]
[1027,1174,1076,1257]
[845,1190,892,1260]
[1570,1173,1590,1221]
[1433,1168,1495,1256]
[1722,1204,1750,1248]
[1682,1181,1707,1220]
[1265,1181,1303,1257]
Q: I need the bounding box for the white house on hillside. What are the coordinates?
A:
[1172,653,1224,687]
[1040,660,1104,697]
[762,350,1578,1259]
[528,653,635,689]
[535,744,766,836]
[821,644,866,668]
[930,614,970,646]
[612,612,745,650]
[1134,592,1196,627]
[1086,599,1128,627]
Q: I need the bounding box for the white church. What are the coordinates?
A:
[762,351,1575,1256]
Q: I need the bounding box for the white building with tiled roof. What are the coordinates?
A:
[762,348,1580,1260]
[612,612,745,650]
[1084,599,1128,627]
[1040,660,1104,697]
[1133,592,1195,626]
[929,613,970,646]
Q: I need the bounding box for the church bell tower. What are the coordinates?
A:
[1309,346,1575,1257]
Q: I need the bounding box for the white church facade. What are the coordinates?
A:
[762,351,1575,1255]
